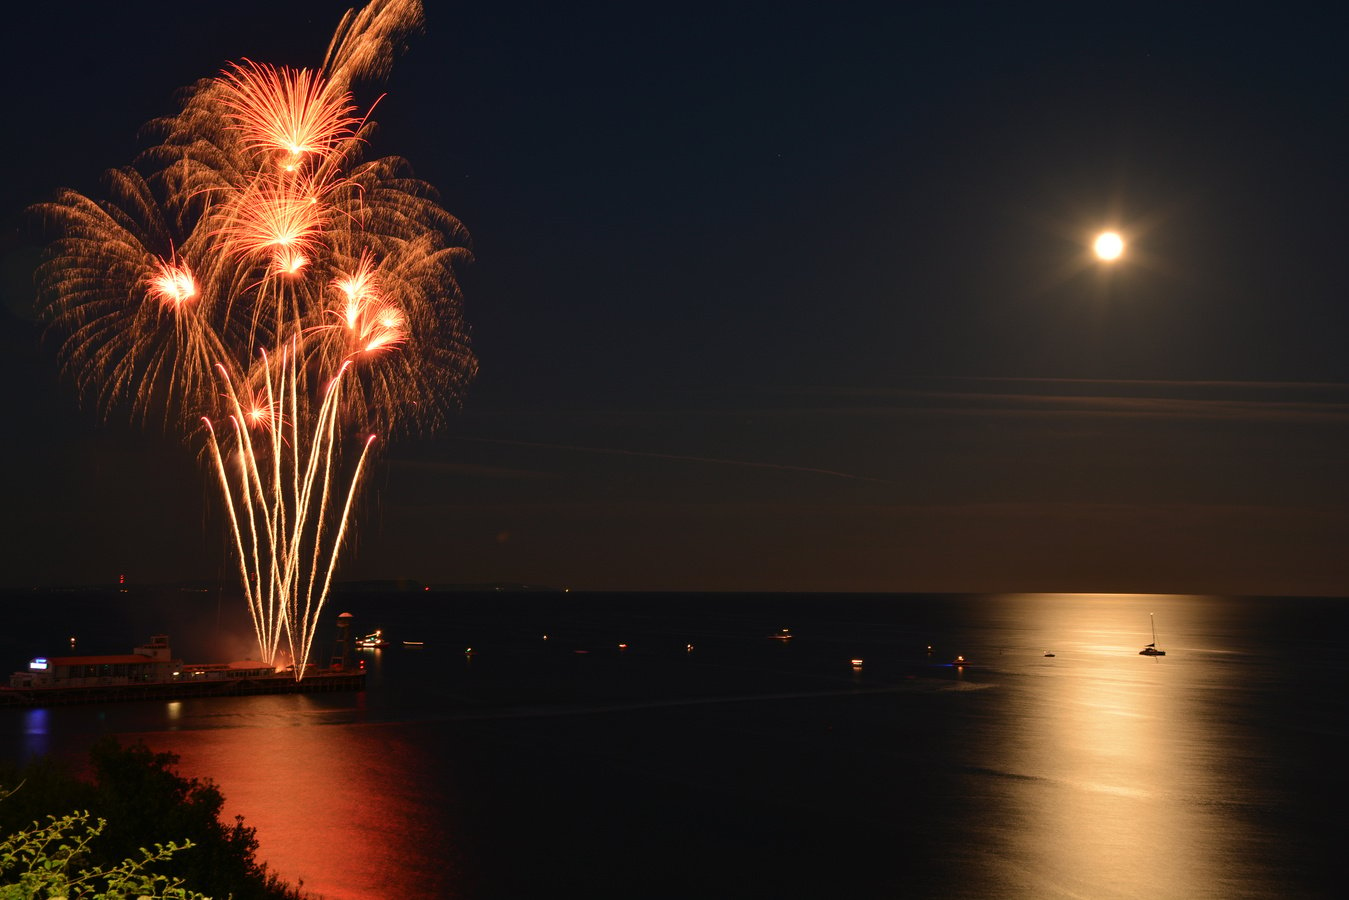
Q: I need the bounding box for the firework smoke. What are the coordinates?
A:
[31,0,476,677]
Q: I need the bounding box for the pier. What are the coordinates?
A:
[0,669,366,707]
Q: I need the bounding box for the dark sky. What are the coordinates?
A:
[3,1,1348,595]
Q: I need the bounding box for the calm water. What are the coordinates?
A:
[1,590,1344,899]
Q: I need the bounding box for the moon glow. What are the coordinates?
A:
[1094,231,1125,261]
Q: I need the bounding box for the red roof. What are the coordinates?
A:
[48,654,175,666]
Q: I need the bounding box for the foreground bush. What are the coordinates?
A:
[1,806,207,898]
[0,738,306,899]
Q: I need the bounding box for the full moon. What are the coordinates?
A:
[1094,231,1125,261]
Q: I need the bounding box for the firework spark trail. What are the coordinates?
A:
[203,417,264,656]
[206,345,374,671]
[302,433,378,673]
[285,359,346,667]
[32,0,475,678]
[208,354,290,664]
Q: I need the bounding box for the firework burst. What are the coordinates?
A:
[219,59,360,170]
[31,0,475,677]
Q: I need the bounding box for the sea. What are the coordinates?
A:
[0,588,1344,899]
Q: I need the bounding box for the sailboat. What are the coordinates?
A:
[1138,613,1166,656]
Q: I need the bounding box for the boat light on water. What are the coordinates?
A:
[952,655,970,666]
[355,629,389,649]
[850,658,864,669]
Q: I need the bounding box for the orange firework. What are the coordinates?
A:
[147,258,198,308]
[215,172,331,268]
[219,60,360,171]
[31,0,476,677]
[327,253,407,356]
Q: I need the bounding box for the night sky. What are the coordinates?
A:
[3,1,1347,595]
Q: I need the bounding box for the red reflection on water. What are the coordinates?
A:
[128,708,460,899]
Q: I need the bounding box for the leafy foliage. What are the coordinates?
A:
[0,806,208,899]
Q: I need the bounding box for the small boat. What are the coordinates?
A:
[1043,651,1056,658]
[1138,613,1166,656]
[952,655,970,666]
[768,628,794,641]
[355,630,389,650]
[402,640,424,648]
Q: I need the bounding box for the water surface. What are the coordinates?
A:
[1,590,1342,898]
